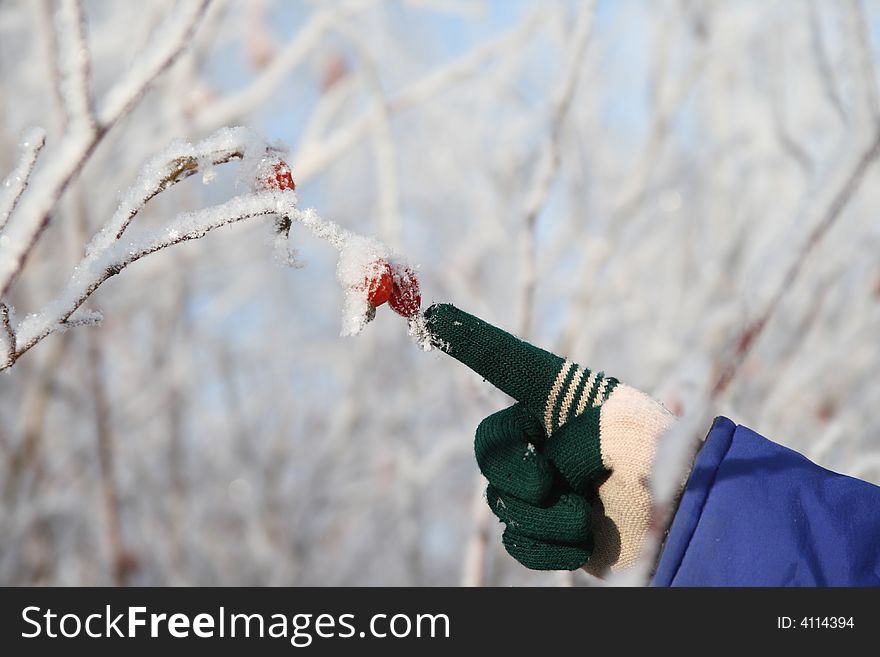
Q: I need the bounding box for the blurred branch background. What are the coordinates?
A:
[1,0,879,586]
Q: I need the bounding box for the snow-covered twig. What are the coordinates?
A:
[0,128,46,232]
[769,38,812,176]
[98,0,211,128]
[557,29,705,354]
[460,478,492,587]
[846,0,880,122]
[0,133,95,299]
[9,194,282,369]
[87,126,259,254]
[54,0,95,131]
[340,25,401,246]
[2,127,276,368]
[0,0,210,299]
[710,126,880,398]
[292,8,546,182]
[195,0,377,131]
[807,0,848,125]
[518,0,596,337]
[2,124,406,370]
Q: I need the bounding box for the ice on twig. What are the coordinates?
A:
[0,0,210,300]
[87,126,266,255]
[4,124,426,369]
[54,0,95,130]
[407,313,433,352]
[0,127,46,232]
[97,0,210,127]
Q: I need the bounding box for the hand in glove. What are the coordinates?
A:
[425,304,677,574]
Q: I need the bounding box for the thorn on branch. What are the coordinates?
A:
[274,214,292,237]
[0,303,14,366]
[57,309,103,331]
[711,316,767,398]
[162,156,201,190]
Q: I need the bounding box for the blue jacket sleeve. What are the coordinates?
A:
[652,416,880,586]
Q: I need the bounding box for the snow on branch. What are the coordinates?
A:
[291,7,546,182]
[97,0,211,128]
[2,126,414,371]
[54,0,95,131]
[0,128,46,232]
[518,0,595,335]
[4,127,275,368]
[710,126,880,398]
[87,126,261,254]
[12,194,283,364]
[195,0,378,131]
[522,0,596,221]
[0,0,211,299]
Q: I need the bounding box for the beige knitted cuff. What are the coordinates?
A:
[582,384,677,576]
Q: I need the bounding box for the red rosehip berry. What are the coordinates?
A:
[359,260,393,306]
[260,159,295,191]
[389,265,421,317]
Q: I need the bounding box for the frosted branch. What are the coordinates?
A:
[557,30,705,354]
[518,0,595,336]
[292,8,545,182]
[0,128,46,232]
[87,126,259,254]
[0,0,211,299]
[6,190,370,369]
[54,0,95,131]
[807,0,848,124]
[340,25,401,245]
[5,124,276,365]
[711,126,880,397]
[194,0,377,131]
[769,38,812,175]
[98,0,211,127]
[11,194,283,367]
[846,0,880,122]
[2,124,400,370]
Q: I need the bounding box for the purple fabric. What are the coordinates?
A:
[653,417,880,586]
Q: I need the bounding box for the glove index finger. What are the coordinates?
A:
[424,303,570,427]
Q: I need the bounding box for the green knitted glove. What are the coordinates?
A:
[425,303,676,574]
